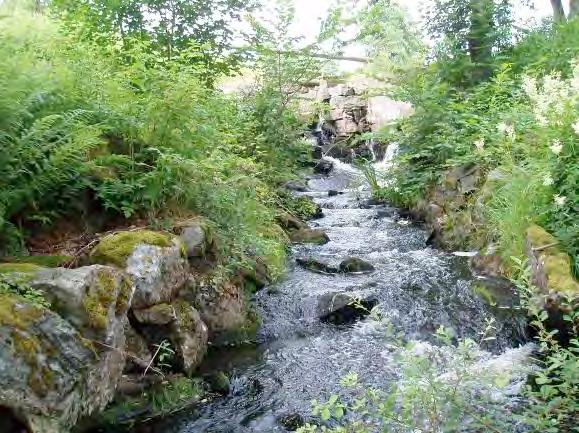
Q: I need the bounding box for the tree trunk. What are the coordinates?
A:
[468,0,494,82]
[570,0,579,18]
[550,0,567,22]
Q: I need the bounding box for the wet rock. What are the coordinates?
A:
[296,257,338,274]
[317,292,378,325]
[0,294,125,433]
[290,229,330,245]
[328,190,342,197]
[276,212,308,232]
[339,257,375,273]
[204,372,230,395]
[277,412,305,431]
[282,180,308,192]
[314,159,333,175]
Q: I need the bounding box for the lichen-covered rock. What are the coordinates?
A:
[526,225,579,343]
[30,265,133,341]
[290,229,330,245]
[91,230,189,309]
[171,300,208,375]
[124,324,152,372]
[0,294,124,433]
[193,279,258,346]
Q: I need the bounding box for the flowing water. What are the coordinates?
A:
[155,158,532,433]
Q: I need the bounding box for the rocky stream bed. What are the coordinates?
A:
[142,159,534,433]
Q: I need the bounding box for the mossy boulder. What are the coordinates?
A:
[290,229,330,245]
[30,265,133,341]
[526,225,579,343]
[0,293,123,433]
[90,230,174,268]
[276,212,308,232]
[91,230,189,309]
[526,225,579,295]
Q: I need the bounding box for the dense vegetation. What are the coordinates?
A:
[0,1,315,278]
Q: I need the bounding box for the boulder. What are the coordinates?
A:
[314,159,333,175]
[170,300,208,375]
[525,225,579,344]
[276,212,308,232]
[204,372,230,395]
[30,265,133,341]
[339,257,375,273]
[290,229,330,245]
[0,294,125,433]
[193,279,258,346]
[177,221,209,259]
[296,257,338,274]
[282,180,308,192]
[132,301,208,375]
[317,292,378,325]
[91,230,189,309]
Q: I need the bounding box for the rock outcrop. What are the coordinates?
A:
[0,222,264,432]
[0,264,133,433]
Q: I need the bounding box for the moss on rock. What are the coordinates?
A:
[2,255,72,268]
[90,230,174,268]
[527,225,579,294]
[0,263,44,275]
[82,269,118,330]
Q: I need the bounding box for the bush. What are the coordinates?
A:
[0,9,310,277]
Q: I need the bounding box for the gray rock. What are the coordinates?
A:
[133,303,176,325]
[171,300,208,375]
[276,212,308,232]
[314,159,334,175]
[126,241,189,309]
[31,265,133,341]
[317,292,378,325]
[339,257,375,273]
[179,223,207,258]
[0,294,125,433]
[296,257,338,274]
[290,229,330,245]
[282,180,308,192]
[193,280,257,346]
[124,324,152,372]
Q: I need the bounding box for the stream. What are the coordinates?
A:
[153,157,532,433]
